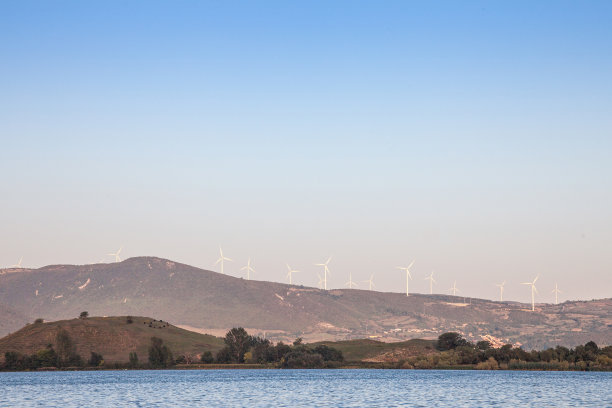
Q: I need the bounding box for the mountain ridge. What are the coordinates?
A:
[1,256,610,349]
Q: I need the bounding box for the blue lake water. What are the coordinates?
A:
[0,369,610,407]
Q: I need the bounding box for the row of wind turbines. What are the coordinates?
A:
[5,248,564,310]
[214,248,564,311]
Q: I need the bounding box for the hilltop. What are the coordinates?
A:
[0,316,224,363]
[1,257,610,349]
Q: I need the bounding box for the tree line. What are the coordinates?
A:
[398,332,612,370]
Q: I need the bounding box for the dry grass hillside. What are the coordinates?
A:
[0,316,224,363]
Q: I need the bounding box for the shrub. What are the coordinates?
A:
[79,311,89,319]
[129,352,139,368]
[200,351,214,364]
[89,352,104,367]
[476,357,499,370]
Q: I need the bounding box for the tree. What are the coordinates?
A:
[200,351,214,364]
[313,345,344,362]
[148,337,173,368]
[88,352,104,367]
[129,352,139,368]
[79,311,89,319]
[224,328,253,363]
[476,340,491,351]
[55,328,78,367]
[34,318,44,324]
[437,332,468,351]
[126,316,133,324]
[215,347,232,363]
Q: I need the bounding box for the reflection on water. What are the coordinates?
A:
[0,369,610,407]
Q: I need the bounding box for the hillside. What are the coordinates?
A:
[313,338,438,362]
[0,316,224,363]
[0,257,610,349]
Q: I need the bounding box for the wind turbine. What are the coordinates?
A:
[396,261,414,296]
[495,281,506,302]
[552,282,562,305]
[362,274,375,290]
[316,273,324,289]
[315,257,332,290]
[214,247,233,275]
[345,272,358,289]
[241,258,255,280]
[521,275,539,311]
[107,247,122,262]
[11,256,23,268]
[424,271,436,295]
[286,264,299,285]
[449,280,460,296]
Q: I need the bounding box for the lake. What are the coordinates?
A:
[0,369,610,407]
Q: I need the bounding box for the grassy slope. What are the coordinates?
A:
[313,338,438,362]
[0,316,224,363]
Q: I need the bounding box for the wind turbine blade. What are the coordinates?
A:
[533,276,539,284]
[533,286,538,294]
[407,260,414,269]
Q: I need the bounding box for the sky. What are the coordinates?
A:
[1,1,611,303]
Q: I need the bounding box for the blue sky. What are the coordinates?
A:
[1,1,611,302]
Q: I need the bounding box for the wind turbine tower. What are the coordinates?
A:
[215,247,233,275]
[552,282,562,305]
[396,260,414,296]
[345,272,358,289]
[11,256,23,268]
[286,264,299,285]
[424,271,436,295]
[521,275,539,311]
[315,257,332,290]
[496,281,506,302]
[108,247,122,262]
[362,274,375,290]
[449,280,460,296]
[241,258,255,280]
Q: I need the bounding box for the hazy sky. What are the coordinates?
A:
[1,1,611,303]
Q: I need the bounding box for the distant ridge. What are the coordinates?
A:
[1,257,610,349]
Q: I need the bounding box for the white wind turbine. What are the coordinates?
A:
[345,272,358,289]
[316,273,324,289]
[214,247,233,275]
[11,256,23,268]
[521,275,539,311]
[241,258,255,280]
[495,281,506,302]
[424,271,436,295]
[315,257,332,290]
[107,247,122,262]
[362,274,375,290]
[286,264,299,285]
[449,280,460,296]
[552,282,562,305]
[396,261,414,296]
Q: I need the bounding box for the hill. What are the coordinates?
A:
[0,316,224,363]
[313,338,438,362]
[1,257,610,349]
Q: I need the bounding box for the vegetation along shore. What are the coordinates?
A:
[1,315,610,371]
